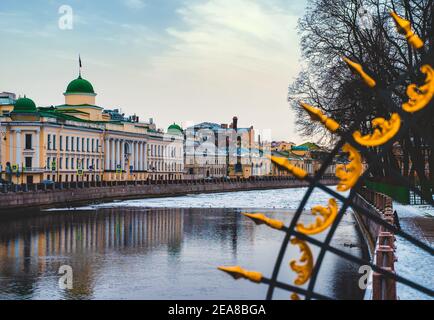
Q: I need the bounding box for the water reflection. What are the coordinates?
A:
[0,208,365,300]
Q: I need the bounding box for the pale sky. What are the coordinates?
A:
[0,0,308,142]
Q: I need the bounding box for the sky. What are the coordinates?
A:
[0,0,308,142]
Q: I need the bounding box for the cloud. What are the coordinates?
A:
[123,0,146,9]
[143,0,304,141]
[155,0,300,70]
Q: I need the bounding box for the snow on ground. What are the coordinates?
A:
[394,203,434,218]
[394,202,434,300]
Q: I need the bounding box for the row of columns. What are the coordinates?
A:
[105,138,147,171]
[9,128,40,168]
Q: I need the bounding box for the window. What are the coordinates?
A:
[87,138,90,152]
[25,157,32,169]
[82,138,85,152]
[47,134,52,150]
[47,157,50,169]
[25,134,32,150]
[92,139,95,152]
[60,136,63,150]
[71,158,74,169]
[96,159,99,170]
[96,140,99,153]
[59,157,63,169]
[86,158,89,169]
[66,136,69,151]
[77,137,80,152]
[66,158,69,169]
[71,137,75,151]
[53,135,57,150]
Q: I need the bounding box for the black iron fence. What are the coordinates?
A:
[0,175,338,194]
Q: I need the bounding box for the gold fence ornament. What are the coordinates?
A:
[336,144,363,192]
[218,266,263,283]
[353,113,401,147]
[390,11,424,50]
[290,238,314,286]
[403,65,434,113]
[291,293,301,300]
[343,57,377,88]
[296,198,339,235]
[243,213,284,230]
[269,155,308,179]
[300,102,340,132]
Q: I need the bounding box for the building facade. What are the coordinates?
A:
[0,73,183,184]
[184,117,256,179]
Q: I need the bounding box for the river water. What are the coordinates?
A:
[0,188,367,300]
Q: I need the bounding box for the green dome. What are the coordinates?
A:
[65,76,95,94]
[168,123,183,134]
[13,97,37,113]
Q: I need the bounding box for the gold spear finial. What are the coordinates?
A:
[343,57,377,88]
[268,155,308,179]
[390,11,424,50]
[243,213,284,230]
[218,266,263,283]
[300,102,340,132]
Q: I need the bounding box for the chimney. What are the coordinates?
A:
[232,116,238,131]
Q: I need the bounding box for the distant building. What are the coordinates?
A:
[184,117,255,179]
[291,142,336,176]
[271,141,295,152]
[0,92,16,116]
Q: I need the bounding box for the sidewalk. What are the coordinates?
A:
[393,203,434,300]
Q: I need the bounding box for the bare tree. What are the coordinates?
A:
[289,0,433,198]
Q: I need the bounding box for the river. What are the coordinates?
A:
[0,187,367,300]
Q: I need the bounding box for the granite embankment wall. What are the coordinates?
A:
[0,177,338,211]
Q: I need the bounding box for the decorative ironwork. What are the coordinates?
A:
[390,11,424,50]
[296,198,339,235]
[269,155,308,179]
[290,238,314,286]
[352,113,401,147]
[218,12,434,301]
[243,213,284,230]
[218,266,263,283]
[300,102,340,132]
[343,57,377,88]
[336,144,363,192]
[403,65,434,113]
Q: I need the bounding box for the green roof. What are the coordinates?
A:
[168,123,183,134]
[12,97,37,113]
[65,76,95,94]
[299,142,320,150]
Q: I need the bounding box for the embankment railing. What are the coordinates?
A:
[357,187,397,300]
[0,175,338,194]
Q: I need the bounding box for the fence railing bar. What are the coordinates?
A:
[314,182,434,255]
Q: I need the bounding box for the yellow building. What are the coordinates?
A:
[0,73,184,184]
